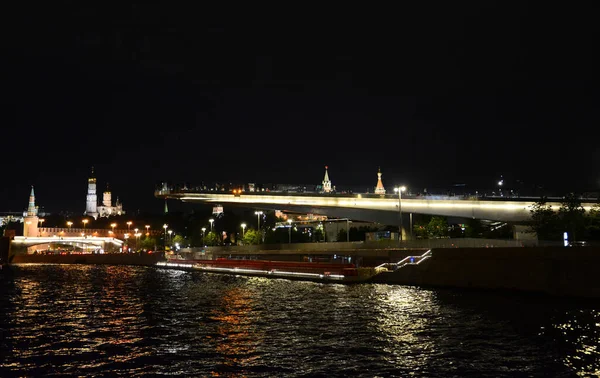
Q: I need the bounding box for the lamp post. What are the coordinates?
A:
[67,221,73,231]
[287,219,293,244]
[111,223,116,236]
[255,211,263,243]
[241,223,246,239]
[201,227,206,245]
[394,186,406,241]
[163,224,168,250]
[209,218,214,232]
[135,232,141,251]
[167,230,173,248]
[82,219,88,235]
[127,221,132,231]
[145,224,150,236]
[124,233,130,252]
[254,211,263,230]
[346,218,350,243]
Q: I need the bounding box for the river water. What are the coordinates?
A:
[1,264,598,377]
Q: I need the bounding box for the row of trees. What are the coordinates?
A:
[529,194,600,241]
[410,215,513,240]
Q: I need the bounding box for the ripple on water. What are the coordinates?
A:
[0,265,597,377]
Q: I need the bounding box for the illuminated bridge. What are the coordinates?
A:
[155,188,598,225]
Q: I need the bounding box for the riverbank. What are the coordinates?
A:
[369,247,600,298]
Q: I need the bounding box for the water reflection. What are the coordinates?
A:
[210,286,261,372]
[1,265,599,377]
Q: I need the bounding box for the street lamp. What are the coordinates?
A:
[111,223,117,235]
[82,219,89,233]
[145,225,150,236]
[394,186,406,241]
[209,218,214,232]
[39,218,45,228]
[67,221,73,231]
[163,224,168,250]
[168,230,173,246]
[241,223,246,238]
[135,232,141,251]
[255,211,263,244]
[255,211,263,230]
[201,227,206,245]
[127,221,132,231]
[287,219,293,244]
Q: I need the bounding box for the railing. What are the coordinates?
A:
[375,249,433,272]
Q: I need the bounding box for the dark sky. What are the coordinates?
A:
[2,3,598,214]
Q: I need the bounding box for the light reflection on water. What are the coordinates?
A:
[1,264,598,377]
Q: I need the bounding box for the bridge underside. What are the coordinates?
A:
[206,202,407,225]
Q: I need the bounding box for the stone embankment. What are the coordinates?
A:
[369,247,600,298]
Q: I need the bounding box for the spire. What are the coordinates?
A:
[27,186,37,216]
[375,167,386,194]
[322,165,332,193]
[164,200,169,214]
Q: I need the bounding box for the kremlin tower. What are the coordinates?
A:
[84,167,99,219]
[322,165,332,193]
[375,167,386,195]
[84,168,125,219]
[23,186,39,237]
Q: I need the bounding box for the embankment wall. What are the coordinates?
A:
[370,247,600,298]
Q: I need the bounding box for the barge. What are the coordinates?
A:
[158,257,378,283]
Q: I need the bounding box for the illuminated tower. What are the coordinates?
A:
[374,167,386,195]
[322,165,332,193]
[85,167,99,219]
[102,183,112,207]
[23,186,39,237]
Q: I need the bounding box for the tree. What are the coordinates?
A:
[558,193,586,242]
[529,198,560,240]
[586,203,600,240]
[172,234,187,248]
[242,229,261,245]
[204,231,220,246]
[312,227,324,242]
[427,216,448,238]
[464,218,484,238]
[140,236,157,251]
[336,229,348,242]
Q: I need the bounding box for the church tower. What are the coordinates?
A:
[375,167,386,195]
[85,167,99,219]
[322,165,332,193]
[23,186,39,237]
[102,183,112,207]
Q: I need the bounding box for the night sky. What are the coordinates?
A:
[2,3,597,214]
